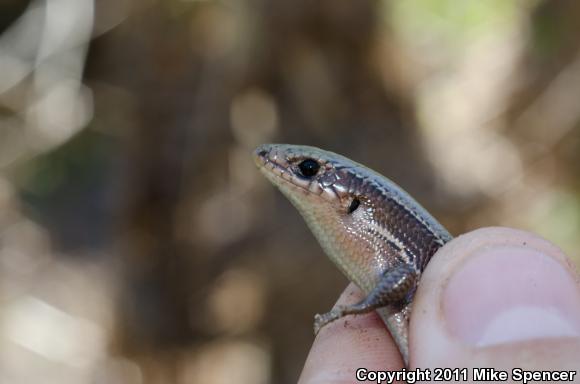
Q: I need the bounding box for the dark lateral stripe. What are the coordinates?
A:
[386,239,401,252]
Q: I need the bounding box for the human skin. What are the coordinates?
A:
[298,227,580,383]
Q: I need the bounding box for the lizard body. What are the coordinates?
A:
[253,144,452,365]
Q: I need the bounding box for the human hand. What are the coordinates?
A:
[299,227,580,383]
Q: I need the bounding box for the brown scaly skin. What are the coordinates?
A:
[253,144,452,366]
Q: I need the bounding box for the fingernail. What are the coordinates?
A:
[443,245,580,347]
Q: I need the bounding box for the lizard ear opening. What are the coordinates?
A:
[347,197,360,214]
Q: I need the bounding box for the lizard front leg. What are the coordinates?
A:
[314,263,417,334]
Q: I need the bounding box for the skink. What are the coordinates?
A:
[253,144,452,366]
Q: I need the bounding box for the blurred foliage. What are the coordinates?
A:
[0,1,579,383]
[391,0,524,46]
[16,130,116,251]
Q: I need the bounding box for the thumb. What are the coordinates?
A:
[410,227,580,371]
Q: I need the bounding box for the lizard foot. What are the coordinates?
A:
[313,265,417,335]
[313,301,382,335]
[313,306,349,335]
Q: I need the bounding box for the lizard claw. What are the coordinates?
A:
[313,306,347,335]
[313,314,323,335]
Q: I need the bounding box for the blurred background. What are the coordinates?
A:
[1,0,579,383]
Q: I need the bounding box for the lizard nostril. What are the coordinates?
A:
[253,147,271,166]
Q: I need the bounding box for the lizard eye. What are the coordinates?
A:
[347,197,360,214]
[297,159,320,178]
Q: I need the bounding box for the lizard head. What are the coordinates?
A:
[253,144,363,216]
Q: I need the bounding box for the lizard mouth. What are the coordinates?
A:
[253,145,313,193]
[253,144,347,205]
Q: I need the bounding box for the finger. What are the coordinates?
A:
[298,283,404,384]
[410,227,580,370]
